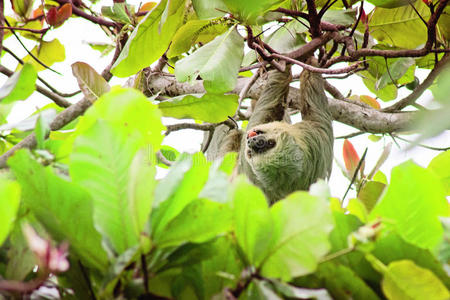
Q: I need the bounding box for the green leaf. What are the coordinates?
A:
[158,93,238,122]
[428,150,450,195]
[347,198,369,223]
[111,0,185,77]
[377,58,415,90]
[70,121,154,254]
[71,62,111,102]
[373,233,450,290]
[261,192,334,280]
[264,21,307,53]
[8,150,108,270]
[168,19,229,58]
[232,176,274,266]
[175,27,244,93]
[322,8,357,26]
[34,114,50,150]
[328,211,379,282]
[151,153,210,238]
[191,0,228,19]
[370,161,448,249]
[361,71,397,101]
[157,145,179,169]
[101,3,133,24]
[382,260,449,300]
[367,0,417,8]
[0,63,37,104]
[73,87,165,149]
[222,0,285,25]
[22,39,65,72]
[0,179,20,246]
[153,199,232,248]
[369,2,429,49]
[358,181,386,212]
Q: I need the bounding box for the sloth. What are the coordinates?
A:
[205,63,334,203]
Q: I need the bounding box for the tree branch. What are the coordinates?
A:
[143,74,415,134]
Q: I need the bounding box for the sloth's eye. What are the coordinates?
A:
[268,139,275,146]
[255,130,264,135]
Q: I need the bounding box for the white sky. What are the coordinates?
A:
[1,1,449,200]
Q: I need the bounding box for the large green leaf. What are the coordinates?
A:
[367,0,417,8]
[428,150,450,195]
[370,161,448,249]
[8,150,108,270]
[191,0,228,19]
[222,0,285,25]
[0,63,37,104]
[111,0,185,77]
[151,153,210,238]
[261,192,334,280]
[153,199,232,248]
[377,58,415,90]
[373,233,450,289]
[175,27,244,94]
[0,179,20,246]
[382,260,449,300]
[167,19,229,58]
[71,62,111,102]
[264,21,307,53]
[158,93,238,122]
[232,176,275,266]
[22,39,65,72]
[70,121,156,254]
[369,1,429,49]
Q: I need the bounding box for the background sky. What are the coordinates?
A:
[1,0,449,201]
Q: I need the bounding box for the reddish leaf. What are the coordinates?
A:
[32,6,44,19]
[343,139,360,176]
[360,95,380,109]
[360,8,368,25]
[139,2,157,13]
[46,3,72,27]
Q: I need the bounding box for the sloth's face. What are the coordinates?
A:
[245,129,277,158]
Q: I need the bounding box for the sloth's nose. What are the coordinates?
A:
[247,135,266,149]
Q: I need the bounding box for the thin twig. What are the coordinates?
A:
[392,134,450,151]
[0,65,72,107]
[235,71,260,118]
[141,255,149,294]
[4,18,60,74]
[335,131,365,139]
[0,26,50,34]
[319,247,355,263]
[157,151,173,167]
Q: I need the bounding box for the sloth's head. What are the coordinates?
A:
[244,122,294,162]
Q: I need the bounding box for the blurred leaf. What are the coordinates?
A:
[0,63,37,104]
[191,0,227,19]
[0,180,20,246]
[322,8,357,26]
[11,0,33,17]
[153,199,232,248]
[8,150,109,270]
[427,150,450,195]
[343,139,360,177]
[5,227,35,280]
[22,39,65,72]
[271,279,333,300]
[358,181,386,212]
[373,232,450,290]
[367,0,417,8]
[261,192,334,280]
[101,3,132,24]
[0,108,57,132]
[151,153,210,238]
[222,0,285,25]
[377,58,415,90]
[360,95,381,109]
[438,218,450,264]
[168,19,229,58]
[175,27,244,93]
[382,260,449,300]
[347,198,369,223]
[70,122,155,254]
[158,93,238,122]
[139,2,157,13]
[34,113,50,149]
[368,142,392,180]
[232,176,274,266]
[47,3,72,27]
[112,0,185,77]
[71,62,111,102]
[369,2,429,48]
[370,161,448,249]
[157,145,179,169]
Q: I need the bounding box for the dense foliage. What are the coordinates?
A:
[0,0,449,299]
